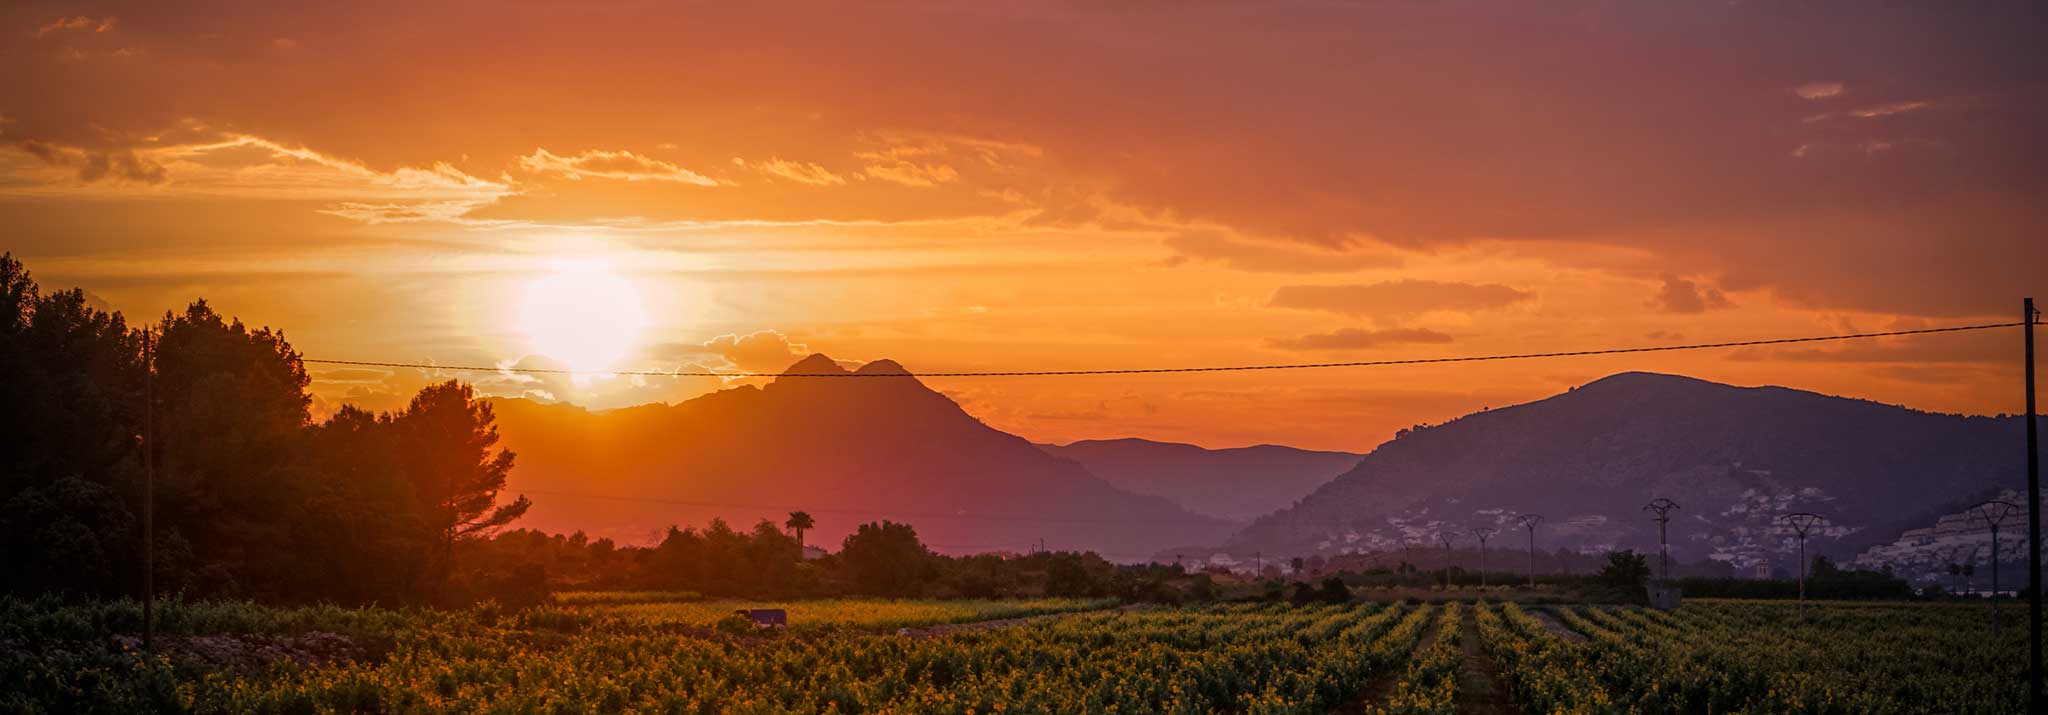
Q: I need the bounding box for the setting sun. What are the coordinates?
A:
[516,260,649,373]
[3,3,2045,711]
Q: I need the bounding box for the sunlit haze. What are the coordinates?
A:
[516,259,649,374]
[3,2,2042,451]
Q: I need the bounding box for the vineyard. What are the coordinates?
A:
[0,597,2027,713]
[575,595,1120,631]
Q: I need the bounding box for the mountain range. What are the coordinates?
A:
[487,355,1235,559]
[487,358,2042,579]
[1221,372,2044,579]
[1037,438,1360,522]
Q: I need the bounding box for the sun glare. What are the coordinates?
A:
[517,260,650,373]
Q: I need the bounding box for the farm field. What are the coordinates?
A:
[561,594,1120,631]
[0,597,2026,714]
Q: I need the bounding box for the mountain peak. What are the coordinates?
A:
[779,353,849,377]
[854,359,911,376]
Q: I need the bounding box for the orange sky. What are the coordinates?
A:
[3,2,2043,452]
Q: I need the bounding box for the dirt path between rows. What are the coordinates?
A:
[894,604,1148,639]
[1332,613,1440,715]
[1454,613,1519,715]
[1527,608,1587,643]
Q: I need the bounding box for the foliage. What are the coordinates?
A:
[1475,599,2024,714]
[0,254,531,606]
[3,599,1435,713]
[1597,550,1650,588]
[1372,601,1462,715]
[840,520,933,597]
[1676,558,1916,600]
[582,596,1116,631]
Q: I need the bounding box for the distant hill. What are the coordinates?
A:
[487,355,1234,560]
[1219,372,2043,579]
[1850,487,2039,589]
[1037,438,1359,522]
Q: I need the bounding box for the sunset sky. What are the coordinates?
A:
[4,1,2043,452]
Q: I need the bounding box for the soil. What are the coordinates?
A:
[1332,614,1441,715]
[1527,608,1587,643]
[1453,614,1519,715]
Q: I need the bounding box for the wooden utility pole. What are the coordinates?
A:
[141,328,155,652]
[2024,296,2041,714]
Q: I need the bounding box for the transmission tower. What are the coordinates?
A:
[1976,499,2022,634]
[1950,544,1980,596]
[1517,514,1544,588]
[1643,498,1681,581]
[1472,527,1497,589]
[1781,512,1827,611]
[1439,528,1461,585]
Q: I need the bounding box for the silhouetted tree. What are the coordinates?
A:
[0,254,150,597]
[391,381,529,599]
[1599,550,1651,588]
[153,300,314,597]
[1318,577,1351,603]
[785,510,814,558]
[1,255,543,605]
[840,520,930,597]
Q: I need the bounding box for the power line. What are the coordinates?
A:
[303,321,2025,378]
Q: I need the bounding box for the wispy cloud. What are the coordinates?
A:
[1163,231,1402,274]
[1849,100,1931,119]
[36,15,116,37]
[1794,81,1844,100]
[1264,327,1454,351]
[737,156,848,186]
[0,129,514,222]
[1649,274,1732,314]
[518,148,722,185]
[1268,280,1533,321]
[863,161,958,187]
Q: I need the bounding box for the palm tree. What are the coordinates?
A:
[785,511,815,559]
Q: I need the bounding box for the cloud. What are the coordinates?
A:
[1649,274,1732,314]
[36,15,116,36]
[518,148,721,185]
[1268,280,1532,320]
[1264,327,1454,351]
[1794,82,1845,100]
[862,161,958,187]
[450,355,732,410]
[696,330,813,374]
[1730,328,2008,365]
[0,129,514,220]
[2,3,2043,318]
[739,157,848,186]
[851,134,1016,187]
[1162,231,1403,274]
[6,135,166,184]
[1848,100,1931,119]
